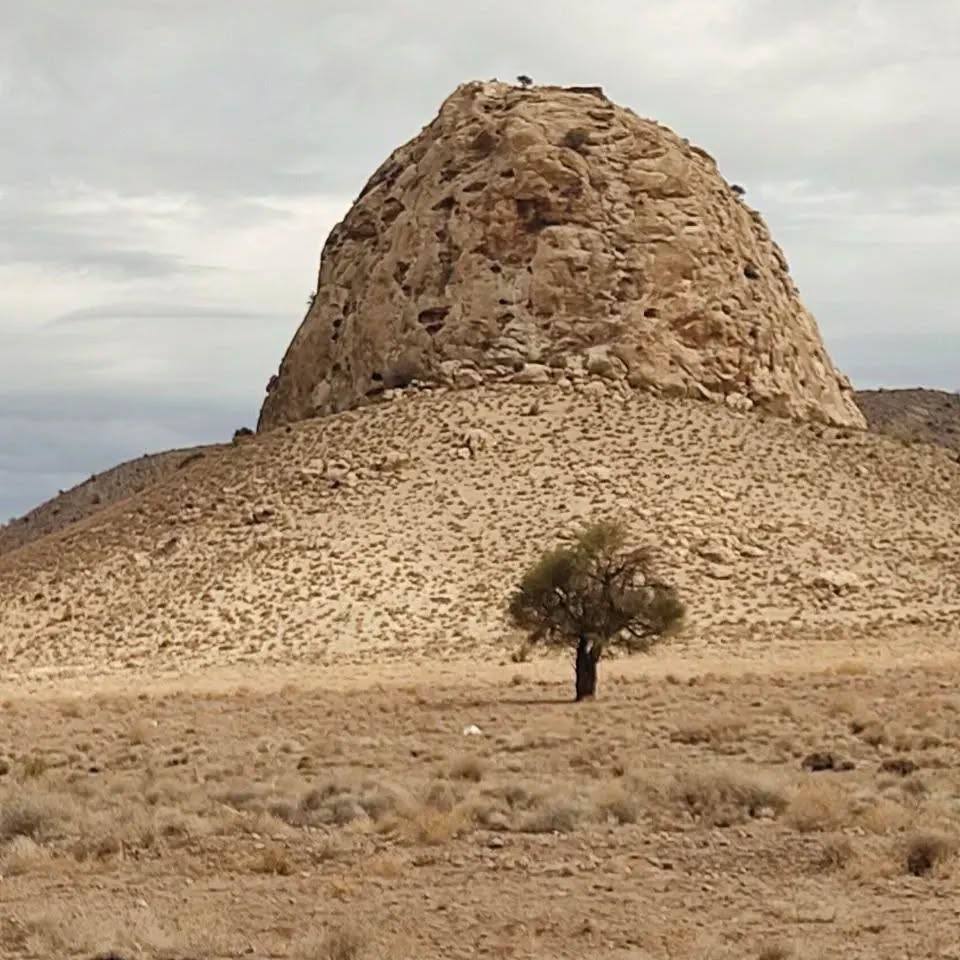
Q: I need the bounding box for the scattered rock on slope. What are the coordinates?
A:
[258,80,864,431]
[856,388,960,455]
[0,444,223,557]
[3,388,957,678]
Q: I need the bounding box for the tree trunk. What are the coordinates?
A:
[574,636,599,701]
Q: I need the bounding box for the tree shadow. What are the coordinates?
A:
[474,696,574,707]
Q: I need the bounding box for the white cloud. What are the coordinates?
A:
[0,0,958,517]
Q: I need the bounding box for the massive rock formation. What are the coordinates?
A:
[258,81,864,431]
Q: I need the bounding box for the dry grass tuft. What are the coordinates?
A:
[814,832,856,872]
[671,711,747,747]
[401,804,470,845]
[593,781,641,825]
[365,851,404,879]
[422,779,464,813]
[57,699,84,719]
[856,797,912,835]
[293,924,368,960]
[519,798,582,834]
[250,843,295,876]
[670,768,786,827]
[447,753,487,782]
[783,782,849,833]
[0,789,70,842]
[18,754,48,780]
[481,781,543,812]
[127,717,155,745]
[281,778,406,829]
[0,835,51,875]
[902,831,956,877]
[756,941,794,960]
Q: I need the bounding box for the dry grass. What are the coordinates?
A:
[756,942,794,960]
[669,768,786,826]
[0,788,70,843]
[18,754,48,780]
[13,904,236,958]
[783,781,850,833]
[671,710,747,747]
[856,797,913,835]
[4,651,960,957]
[814,833,856,872]
[0,835,51,875]
[421,779,465,815]
[400,804,470,845]
[447,753,487,782]
[294,924,369,960]
[592,781,641,824]
[519,798,583,834]
[365,851,405,879]
[250,843,296,875]
[901,831,956,877]
[127,716,156,745]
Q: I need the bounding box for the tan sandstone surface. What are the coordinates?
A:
[258,82,863,432]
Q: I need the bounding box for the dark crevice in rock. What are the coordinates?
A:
[418,307,450,336]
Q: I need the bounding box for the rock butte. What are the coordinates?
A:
[258,80,864,431]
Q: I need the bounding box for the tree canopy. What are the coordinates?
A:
[509,520,685,700]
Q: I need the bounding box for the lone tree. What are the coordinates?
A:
[509,520,685,701]
[516,74,533,89]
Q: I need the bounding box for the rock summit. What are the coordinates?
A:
[258,81,864,430]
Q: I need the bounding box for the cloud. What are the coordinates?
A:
[1,0,958,518]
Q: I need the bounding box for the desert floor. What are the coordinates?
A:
[3,631,960,960]
[2,388,959,959]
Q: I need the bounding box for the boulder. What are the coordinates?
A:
[258,82,864,432]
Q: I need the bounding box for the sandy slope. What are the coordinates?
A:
[2,389,953,562]
[1,386,958,685]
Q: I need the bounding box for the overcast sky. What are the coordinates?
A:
[1,1,958,520]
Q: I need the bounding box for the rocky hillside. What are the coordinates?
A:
[857,388,960,455]
[1,386,957,683]
[0,444,222,556]
[258,81,863,431]
[3,389,955,560]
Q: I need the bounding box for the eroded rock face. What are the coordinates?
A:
[258,81,864,430]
